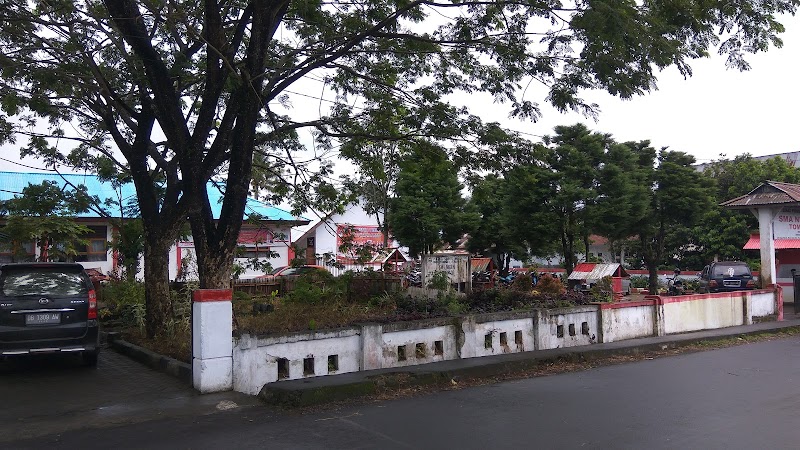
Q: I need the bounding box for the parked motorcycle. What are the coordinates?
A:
[666,268,685,296]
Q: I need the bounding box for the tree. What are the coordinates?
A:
[501,149,562,265]
[389,143,469,257]
[340,139,405,249]
[593,141,653,264]
[541,124,611,273]
[633,149,716,293]
[0,181,93,261]
[1,1,795,336]
[465,174,527,274]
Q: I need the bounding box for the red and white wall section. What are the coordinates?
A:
[192,289,233,393]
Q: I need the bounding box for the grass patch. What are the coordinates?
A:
[121,327,192,363]
[236,300,397,335]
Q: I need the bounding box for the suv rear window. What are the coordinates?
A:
[712,265,751,277]
[0,269,88,296]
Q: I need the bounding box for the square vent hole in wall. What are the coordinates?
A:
[416,343,426,358]
[581,322,590,335]
[569,324,576,336]
[277,358,289,380]
[328,355,339,373]
[557,325,564,338]
[484,333,493,349]
[434,340,444,356]
[303,357,315,376]
[398,345,407,361]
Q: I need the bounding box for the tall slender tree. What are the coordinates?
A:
[389,143,468,257]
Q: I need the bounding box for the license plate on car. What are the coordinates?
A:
[26,313,61,325]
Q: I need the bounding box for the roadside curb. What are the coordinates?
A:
[259,323,800,408]
[102,331,192,384]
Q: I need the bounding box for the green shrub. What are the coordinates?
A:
[511,273,533,291]
[427,270,451,291]
[284,271,343,305]
[101,280,146,331]
[590,276,613,302]
[536,275,565,295]
[629,275,648,289]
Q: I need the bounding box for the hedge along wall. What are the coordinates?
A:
[225,289,781,396]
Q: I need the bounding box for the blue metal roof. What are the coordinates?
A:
[0,171,308,223]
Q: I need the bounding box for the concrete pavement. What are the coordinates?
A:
[0,346,259,443]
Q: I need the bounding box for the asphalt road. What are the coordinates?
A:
[7,335,800,449]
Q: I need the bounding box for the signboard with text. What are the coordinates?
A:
[422,253,471,292]
[336,224,384,264]
[774,208,800,239]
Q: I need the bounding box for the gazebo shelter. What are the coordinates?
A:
[720,181,800,300]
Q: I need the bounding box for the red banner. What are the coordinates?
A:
[336,224,384,264]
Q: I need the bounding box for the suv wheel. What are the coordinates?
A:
[82,350,99,367]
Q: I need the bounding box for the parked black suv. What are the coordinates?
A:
[698,261,756,293]
[0,263,100,366]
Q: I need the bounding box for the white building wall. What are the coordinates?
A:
[76,222,116,275]
[234,242,291,279]
[170,225,295,281]
[313,204,387,256]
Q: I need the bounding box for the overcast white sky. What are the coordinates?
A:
[1,16,797,174]
[476,19,800,165]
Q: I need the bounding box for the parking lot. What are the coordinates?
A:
[0,345,254,442]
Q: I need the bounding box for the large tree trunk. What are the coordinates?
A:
[195,242,236,289]
[142,237,173,338]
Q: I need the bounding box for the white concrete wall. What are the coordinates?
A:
[381,326,456,368]
[600,303,655,343]
[233,329,361,395]
[750,290,777,318]
[537,307,599,349]
[466,318,534,358]
[227,289,781,396]
[662,293,744,334]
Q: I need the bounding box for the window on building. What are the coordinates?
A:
[74,226,108,262]
[237,245,274,259]
[0,240,36,263]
